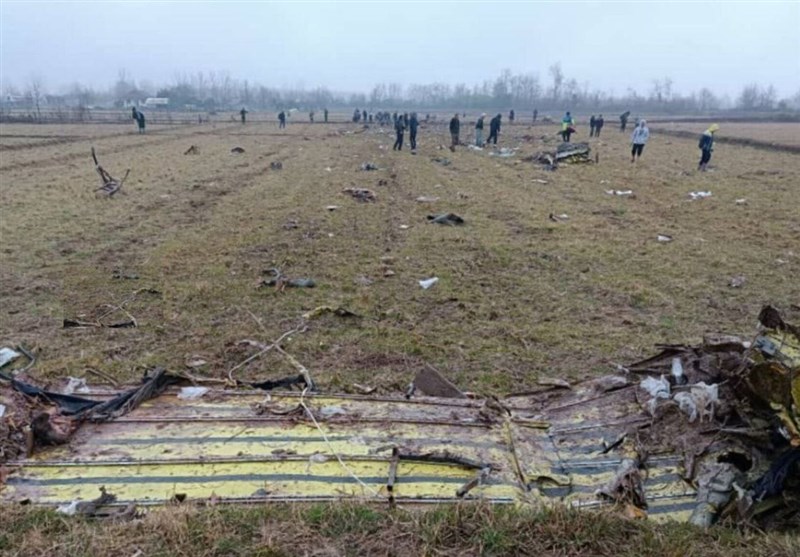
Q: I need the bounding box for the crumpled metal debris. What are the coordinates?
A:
[427,213,464,226]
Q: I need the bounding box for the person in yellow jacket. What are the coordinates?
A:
[561,111,575,142]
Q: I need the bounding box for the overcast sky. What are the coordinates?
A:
[1,1,798,98]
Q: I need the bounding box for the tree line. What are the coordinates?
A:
[3,65,799,115]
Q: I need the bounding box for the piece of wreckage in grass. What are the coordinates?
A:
[92,147,130,197]
[0,306,797,530]
[528,142,593,171]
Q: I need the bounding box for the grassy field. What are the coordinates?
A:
[1,117,799,554]
[649,121,800,147]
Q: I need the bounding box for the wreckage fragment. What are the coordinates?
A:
[92,147,129,197]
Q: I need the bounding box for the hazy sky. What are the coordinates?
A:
[1,1,798,97]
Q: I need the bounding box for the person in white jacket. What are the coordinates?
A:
[630,120,650,163]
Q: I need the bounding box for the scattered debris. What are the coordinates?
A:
[184,145,199,155]
[325,205,339,211]
[416,196,440,203]
[657,234,674,243]
[419,277,439,289]
[432,157,452,167]
[489,147,516,158]
[283,219,299,230]
[270,161,283,170]
[177,387,210,400]
[0,348,21,369]
[260,268,316,289]
[63,377,89,395]
[413,365,467,398]
[427,213,464,226]
[689,191,712,200]
[92,147,129,197]
[342,187,376,202]
[377,179,388,186]
[605,189,634,196]
[549,213,569,222]
[112,269,139,280]
[360,162,378,171]
[532,179,549,184]
[354,276,373,287]
[230,147,245,154]
[729,275,746,288]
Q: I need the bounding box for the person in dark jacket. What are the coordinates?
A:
[620,111,630,132]
[362,109,367,123]
[509,109,515,122]
[393,114,406,151]
[131,107,139,121]
[449,113,460,149]
[240,107,248,124]
[487,113,501,145]
[533,109,538,123]
[135,110,146,133]
[475,113,486,146]
[698,124,719,171]
[324,108,328,123]
[409,112,419,152]
[278,111,286,129]
[595,114,605,137]
[589,115,596,137]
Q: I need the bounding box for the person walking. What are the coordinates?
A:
[698,123,719,171]
[324,108,329,123]
[393,113,406,151]
[240,107,248,124]
[620,111,630,132]
[475,113,486,146]
[561,111,575,142]
[278,111,286,129]
[409,112,419,152]
[487,113,502,145]
[449,113,460,149]
[595,114,605,137]
[630,119,650,163]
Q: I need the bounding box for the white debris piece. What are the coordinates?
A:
[688,191,712,200]
[671,357,685,385]
[177,387,210,400]
[56,501,79,516]
[0,347,21,368]
[605,189,633,196]
[416,196,440,203]
[657,234,674,243]
[640,375,671,415]
[735,198,747,205]
[63,377,89,395]
[419,277,439,289]
[0,404,6,418]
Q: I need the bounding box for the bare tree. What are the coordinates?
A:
[549,63,563,102]
[27,76,45,120]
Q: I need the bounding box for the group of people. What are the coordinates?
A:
[474,113,502,146]
[392,112,419,151]
[589,114,605,137]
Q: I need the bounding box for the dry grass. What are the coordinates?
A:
[1,502,799,557]
[2,117,800,554]
[650,121,800,147]
[1,119,799,392]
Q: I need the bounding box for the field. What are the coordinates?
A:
[650,121,800,148]
[1,116,799,555]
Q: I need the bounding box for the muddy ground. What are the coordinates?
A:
[1,118,798,393]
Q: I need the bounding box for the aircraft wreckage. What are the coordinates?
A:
[0,305,797,529]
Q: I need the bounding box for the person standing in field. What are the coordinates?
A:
[240,107,248,124]
[323,108,328,123]
[393,112,406,151]
[409,112,419,152]
[131,106,139,121]
[449,113,460,149]
[595,114,605,137]
[620,111,630,132]
[561,111,575,142]
[589,115,597,137]
[278,111,286,129]
[487,113,502,145]
[630,119,650,163]
[475,113,486,147]
[135,110,146,134]
[309,111,315,122]
[698,123,719,171]
[509,109,515,122]
[533,108,538,123]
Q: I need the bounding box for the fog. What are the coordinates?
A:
[1,1,798,98]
